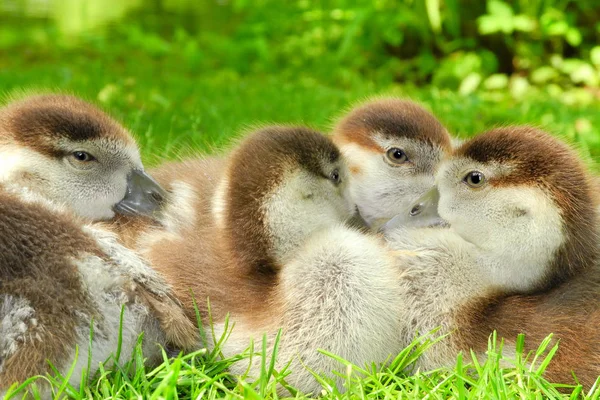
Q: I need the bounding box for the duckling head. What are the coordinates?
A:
[397,126,599,292]
[216,125,354,274]
[0,94,166,221]
[332,97,451,229]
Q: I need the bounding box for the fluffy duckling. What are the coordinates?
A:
[332,97,452,229]
[0,93,166,221]
[383,126,599,377]
[0,189,175,397]
[0,95,197,396]
[125,126,405,394]
[129,126,354,320]
[0,93,195,343]
[439,129,600,387]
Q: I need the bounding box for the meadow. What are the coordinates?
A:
[2,1,600,398]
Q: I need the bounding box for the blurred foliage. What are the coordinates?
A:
[1,0,600,165]
[2,0,600,101]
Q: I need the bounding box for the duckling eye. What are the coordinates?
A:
[463,171,486,188]
[330,169,341,185]
[385,148,408,165]
[72,151,96,162]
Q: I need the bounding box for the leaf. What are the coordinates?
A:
[459,72,482,96]
[530,66,559,84]
[425,0,441,33]
[512,15,536,32]
[561,59,585,74]
[477,15,502,35]
[545,83,563,98]
[510,76,530,99]
[484,73,508,90]
[97,84,120,104]
[591,46,600,66]
[566,28,582,47]
[570,63,597,86]
[546,20,569,36]
[488,0,514,19]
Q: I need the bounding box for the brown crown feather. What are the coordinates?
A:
[333,98,452,152]
[0,94,134,158]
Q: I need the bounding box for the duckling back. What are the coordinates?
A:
[0,188,169,397]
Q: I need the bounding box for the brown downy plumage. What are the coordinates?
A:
[331,97,452,229]
[0,191,99,391]
[0,187,177,396]
[0,94,197,395]
[387,126,600,387]
[113,126,408,395]
[115,125,353,326]
[450,127,600,387]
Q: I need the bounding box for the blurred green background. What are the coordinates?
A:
[2,0,600,166]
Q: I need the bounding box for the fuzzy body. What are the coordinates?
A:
[0,188,171,397]
[120,127,352,323]
[382,127,600,386]
[0,94,197,396]
[211,227,404,394]
[115,127,389,395]
[0,93,194,396]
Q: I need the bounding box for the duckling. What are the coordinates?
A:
[122,126,407,395]
[0,95,198,396]
[0,93,166,221]
[135,124,599,393]
[332,97,452,229]
[0,189,173,398]
[382,126,600,376]
[440,129,600,387]
[0,93,196,343]
[129,126,354,319]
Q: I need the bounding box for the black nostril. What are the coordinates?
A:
[410,204,423,216]
[149,190,164,203]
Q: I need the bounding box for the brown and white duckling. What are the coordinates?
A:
[0,190,183,398]
[332,97,452,229]
[438,129,600,387]
[0,93,166,221]
[130,126,354,320]
[128,126,406,394]
[0,95,196,396]
[383,126,599,376]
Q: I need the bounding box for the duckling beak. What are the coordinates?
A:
[380,186,447,235]
[113,169,168,220]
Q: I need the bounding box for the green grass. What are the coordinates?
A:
[3,18,600,400]
[5,327,600,399]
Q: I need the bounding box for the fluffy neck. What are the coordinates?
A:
[386,226,556,330]
[220,171,280,278]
